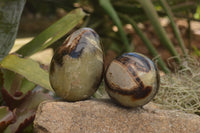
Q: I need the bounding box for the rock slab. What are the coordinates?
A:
[34,99,200,133]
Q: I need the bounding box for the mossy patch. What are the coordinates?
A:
[153,56,200,115]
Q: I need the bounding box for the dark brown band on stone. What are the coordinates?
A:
[53,29,99,66]
[105,60,153,100]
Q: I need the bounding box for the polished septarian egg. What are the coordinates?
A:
[49,28,104,101]
[104,52,160,108]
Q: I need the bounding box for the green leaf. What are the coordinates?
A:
[20,78,36,94]
[1,87,31,110]
[4,91,52,133]
[16,8,86,57]
[2,69,35,94]
[2,69,16,93]
[0,69,35,110]
[0,54,53,92]
[0,106,15,132]
[0,0,26,61]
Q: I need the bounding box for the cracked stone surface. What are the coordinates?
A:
[34,99,200,133]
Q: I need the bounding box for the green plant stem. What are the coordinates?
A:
[138,0,181,63]
[119,14,170,73]
[99,0,131,52]
[158,0,187,57]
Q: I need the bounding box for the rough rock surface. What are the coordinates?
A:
[34,99,200,133]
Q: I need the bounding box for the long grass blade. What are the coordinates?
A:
[158,0,187,56]
[119,14,170,73]
[99,0,131,52]
[138,0,181,63]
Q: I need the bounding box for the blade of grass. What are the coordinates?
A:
[171,1,196,12]
[16,8,86,57]
[158,0,187,57]
[119,13,170,73]
[138,0,181,63]
[113,3,144,15]
[113,1,195,16]
[99,0,131,52]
